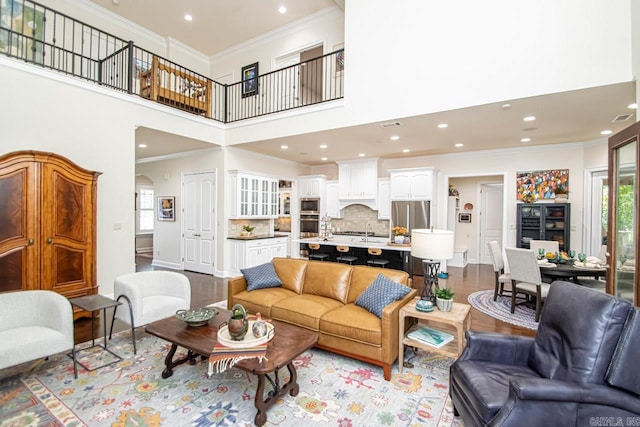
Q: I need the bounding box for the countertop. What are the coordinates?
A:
[296,237,411,251]
[227,234,289,241]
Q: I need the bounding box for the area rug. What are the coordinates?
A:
[0,329,464,426]
[468,290,539,330]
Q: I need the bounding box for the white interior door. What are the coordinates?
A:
[183,171,215,274]
[479,183,504,264]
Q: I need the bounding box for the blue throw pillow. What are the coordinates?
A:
[355,274,411,318]
[241,262,283,291]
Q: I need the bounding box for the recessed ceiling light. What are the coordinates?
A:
[358,153,365,157]
[523,116,536,122]
[390,135,400,141]
[138,143,147,148]
[601,130,613,135]
[501,103,511,109]
[521,138,531,143]
[628,103,638,109]
[321,157,328,161]
[402,149,410,153]
[278,5,287,14]
[454,143,464,148]
[280,145,288,149]
[184,14,193,21]
[437,123,448,129]
[320,144,328,149]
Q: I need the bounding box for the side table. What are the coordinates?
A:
[398,298,471,373]
[69,294,122,371]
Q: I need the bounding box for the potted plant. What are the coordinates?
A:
[391,226,408,244]
[241,224,255,236]
[435,287,455,312]
[554,187,568,202]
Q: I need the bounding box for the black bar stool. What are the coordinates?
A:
[308,243,329,261]
[366,247,390,268]
[336,245,358,264]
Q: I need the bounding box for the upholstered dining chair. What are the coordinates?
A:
[505,247,550,322]
[529,239,559,256]
[488,241,512,301]
[110,271,191,354]
[450,281,640,426]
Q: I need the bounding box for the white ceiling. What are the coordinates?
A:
[102,1,637,164]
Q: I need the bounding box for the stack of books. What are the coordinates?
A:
[407,326,453,349]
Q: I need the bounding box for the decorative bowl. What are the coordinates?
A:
[176,307,217,327]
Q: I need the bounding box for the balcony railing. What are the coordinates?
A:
[0,0,344,123]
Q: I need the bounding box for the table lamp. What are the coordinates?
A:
[411,228,455,302]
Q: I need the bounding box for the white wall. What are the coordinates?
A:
[344,0,633,125]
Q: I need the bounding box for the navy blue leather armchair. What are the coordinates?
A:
[450,281,640,426]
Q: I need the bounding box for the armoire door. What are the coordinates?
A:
[0,158,39,292]
[40,158,98,296]
[608,121,639,305]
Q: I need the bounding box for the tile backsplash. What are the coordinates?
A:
[331,204,389,236]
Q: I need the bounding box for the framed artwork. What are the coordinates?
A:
[157,196,175,221]
[241,62,258,97]
[333,43,344,75]
[458,213,472,223]
[516,169,569,201]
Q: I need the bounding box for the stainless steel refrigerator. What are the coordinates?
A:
[391,200,430,274]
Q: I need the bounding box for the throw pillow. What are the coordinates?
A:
[355,274,411,318]
[241,262,283,291]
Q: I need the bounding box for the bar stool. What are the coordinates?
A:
[308,243,329,261]
[336,245,358,264]
[366,247,390,268]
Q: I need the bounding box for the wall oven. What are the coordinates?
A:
[300,198,320,215]
[300,214,320,238]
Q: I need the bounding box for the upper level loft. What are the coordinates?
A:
[0,0,344,123]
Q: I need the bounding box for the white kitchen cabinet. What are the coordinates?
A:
[377,178,391,219]
[229,171,278,218]
[228,237,288,275]
[326,180,342,218]
[337,159,378,200]
[297,175,326,198]
[389,167,435,200]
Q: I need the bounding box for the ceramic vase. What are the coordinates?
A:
[228,304,248,341]
[394,235,405,244]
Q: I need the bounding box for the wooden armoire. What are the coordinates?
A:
[0,151,101,315]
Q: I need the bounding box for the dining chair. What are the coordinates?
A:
[505,247,551,322]
[529,240,559,256]
[488,241,512,301]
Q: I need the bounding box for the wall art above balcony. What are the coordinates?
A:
[241,62,258,97]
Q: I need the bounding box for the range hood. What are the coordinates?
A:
[337,158,379,210]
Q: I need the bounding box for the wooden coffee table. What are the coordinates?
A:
[145,311,318,426]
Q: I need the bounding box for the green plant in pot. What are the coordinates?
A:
[241,224,255,236]
[435,287,455,312]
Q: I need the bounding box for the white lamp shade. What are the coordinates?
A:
[411,229,455,260]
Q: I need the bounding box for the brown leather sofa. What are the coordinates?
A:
[228,257,415,380]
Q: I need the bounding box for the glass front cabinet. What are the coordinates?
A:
[517,203,570,252]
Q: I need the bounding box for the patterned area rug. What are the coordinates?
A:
[0,329,464,426]
[468,290,539,330]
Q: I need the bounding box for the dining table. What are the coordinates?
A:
[538,259,607,285]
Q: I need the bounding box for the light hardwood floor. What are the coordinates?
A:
[74,257,535,343]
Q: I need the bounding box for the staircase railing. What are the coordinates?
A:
[0,0,344,123]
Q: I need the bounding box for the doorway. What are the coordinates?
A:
[586,169,608,256]
[273,44,324,109]
[300,45,323,106]
[479,183,505,264]
[182,171,216,274]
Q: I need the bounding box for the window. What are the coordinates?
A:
[138,186,154,231]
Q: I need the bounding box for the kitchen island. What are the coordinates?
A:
[297,236,412,273]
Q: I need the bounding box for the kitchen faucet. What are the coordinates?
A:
[364,223,373,243]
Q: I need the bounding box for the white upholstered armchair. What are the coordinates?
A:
[0,290,77,377]
[110,271,191,353]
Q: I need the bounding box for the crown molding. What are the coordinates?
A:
[209,6,342,61]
